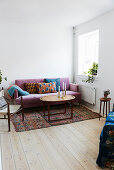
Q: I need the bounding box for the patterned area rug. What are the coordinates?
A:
[11,105,100,132]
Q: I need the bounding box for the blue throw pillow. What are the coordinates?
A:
[45,78,60,92]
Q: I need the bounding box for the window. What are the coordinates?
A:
[78,30,99,75]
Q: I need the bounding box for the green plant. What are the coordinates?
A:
[104,89,110,98]
[0,70,7,84]
[104,89,110,95]
[83,62,98,83]
[84,62,98,75]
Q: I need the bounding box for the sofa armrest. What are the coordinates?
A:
[14,89,18,99]
[70,83,79,92]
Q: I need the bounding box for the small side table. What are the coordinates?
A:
[99,97,111,120]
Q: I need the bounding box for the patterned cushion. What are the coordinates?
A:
[36,82,56,94]
[45,78,60,92]
[25,83,37,94]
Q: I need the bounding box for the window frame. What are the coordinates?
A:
[78,29,99,76]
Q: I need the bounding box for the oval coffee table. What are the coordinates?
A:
[40,95,75,122]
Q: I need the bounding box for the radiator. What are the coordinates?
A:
[80,85,96,105]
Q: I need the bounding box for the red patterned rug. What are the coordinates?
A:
[11,105,100,132]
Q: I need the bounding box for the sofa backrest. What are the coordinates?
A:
[60,78,70,90]
[15,79,45,90]
[15,78,70,91]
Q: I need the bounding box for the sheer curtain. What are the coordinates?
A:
[78,30,99,75]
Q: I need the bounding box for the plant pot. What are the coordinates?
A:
[104,94,108,98]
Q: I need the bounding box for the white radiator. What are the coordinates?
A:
[80,85,96,105]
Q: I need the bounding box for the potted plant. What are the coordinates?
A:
[83,62,98,83]
[0,70,7,89]
[91,62,98,75]
[104,89,110,98]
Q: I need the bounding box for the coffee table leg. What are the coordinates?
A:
[43,102,45,116]
[71,101,73,119]
[48,103,50,122]
[65,102,66,113]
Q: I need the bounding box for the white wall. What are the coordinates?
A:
[75,9,114,112]
[0,23,73,88]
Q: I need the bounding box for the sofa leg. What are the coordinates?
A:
[78,102,81,106]
[21,96,24,121]
[22,111,24,121]
[43,102,46,116]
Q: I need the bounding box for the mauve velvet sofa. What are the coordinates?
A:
[14,78,81,108]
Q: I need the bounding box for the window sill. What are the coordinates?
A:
[76,74,100,81]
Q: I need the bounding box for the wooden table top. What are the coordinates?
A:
[100,97,111,102]
[40,95,75,102]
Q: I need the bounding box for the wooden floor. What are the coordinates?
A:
[0,118,109,170]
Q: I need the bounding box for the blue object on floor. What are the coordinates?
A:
[96,112,114,169]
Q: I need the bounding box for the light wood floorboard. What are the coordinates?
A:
[0,118,109,170]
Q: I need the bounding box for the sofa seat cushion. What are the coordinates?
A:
[66,91,81,101]
[15,90,81,108]
[36,82,56,94]
[16,92,57,108]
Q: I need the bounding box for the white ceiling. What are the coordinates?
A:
[0,0,114,26]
